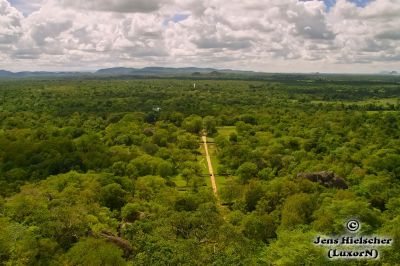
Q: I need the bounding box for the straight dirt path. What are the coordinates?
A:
[202,135,219,199]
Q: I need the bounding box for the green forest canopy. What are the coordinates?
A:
[0,77,399,265]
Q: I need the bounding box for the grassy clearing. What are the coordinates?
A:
[216,126,236,137]
[198,135,226,193]
[172,175,188,187]
[366,110,399,114]
[207,143,220,171]
[198,144,209,174]
[311,97,400,106]
[198,127,239,194]
[206,142,224,191]
[198,142,213,188]
[170,175,192,193]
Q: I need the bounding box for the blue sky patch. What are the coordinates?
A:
[163,13,189,27]
[300,0,374,11]
[8,0,42,15]
[172,14,189,23]
[347,0,374,7]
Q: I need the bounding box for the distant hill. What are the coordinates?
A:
[0,67,260,79]
[379,71,399,75]
[95,67,257,76]
[0,70,86,78]
[95,67,137,75]
[0,70,15,77]
[1,67,400,79]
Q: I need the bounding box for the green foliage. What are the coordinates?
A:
[1,77,399,264]
[177,133,199,150]
[312,191,382,234]
[262,229,326,265]
[62,238,127,266]
[281,193,315,229]
[241,213,277,243]
[237,162,258,183]
[258,167,276,181]
[121,203,144,222]
[0,218,42,265]
[101,183,128,210]
[244,180,265,212]
[220,180,242,203]
[203,116,217,135]
[182,115,203,134]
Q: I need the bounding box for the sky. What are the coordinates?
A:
[0,0,399,73]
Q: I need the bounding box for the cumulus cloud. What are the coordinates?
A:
[0,0,400,72]
[287,1,335,40]
[0,0,23,45]
[326,0,400,65]
[59,0,171,13]
[376,31,400,40]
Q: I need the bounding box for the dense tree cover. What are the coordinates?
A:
[0,78,399,265]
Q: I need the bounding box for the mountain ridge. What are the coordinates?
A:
[0,67,259,78]
[0,67,399,78]
[95,67,258,76]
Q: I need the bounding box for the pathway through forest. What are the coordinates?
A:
[202,135,219,199]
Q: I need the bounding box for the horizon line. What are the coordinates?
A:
[0,66,399,76]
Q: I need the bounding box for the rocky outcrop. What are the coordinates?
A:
[297,171,348,189]
[99,230,133,257]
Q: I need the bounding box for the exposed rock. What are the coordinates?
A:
[297,171,348,189]
[99,230,133,257]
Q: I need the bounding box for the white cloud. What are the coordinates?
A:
[58,0,171,13]
[0,0,23,45]
[287,1,335,40]
[327,0,400,64]
[1,0,400,73]
[7,0,43,15]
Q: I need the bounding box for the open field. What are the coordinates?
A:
[216,126,236,137]
[311,97,400,106]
